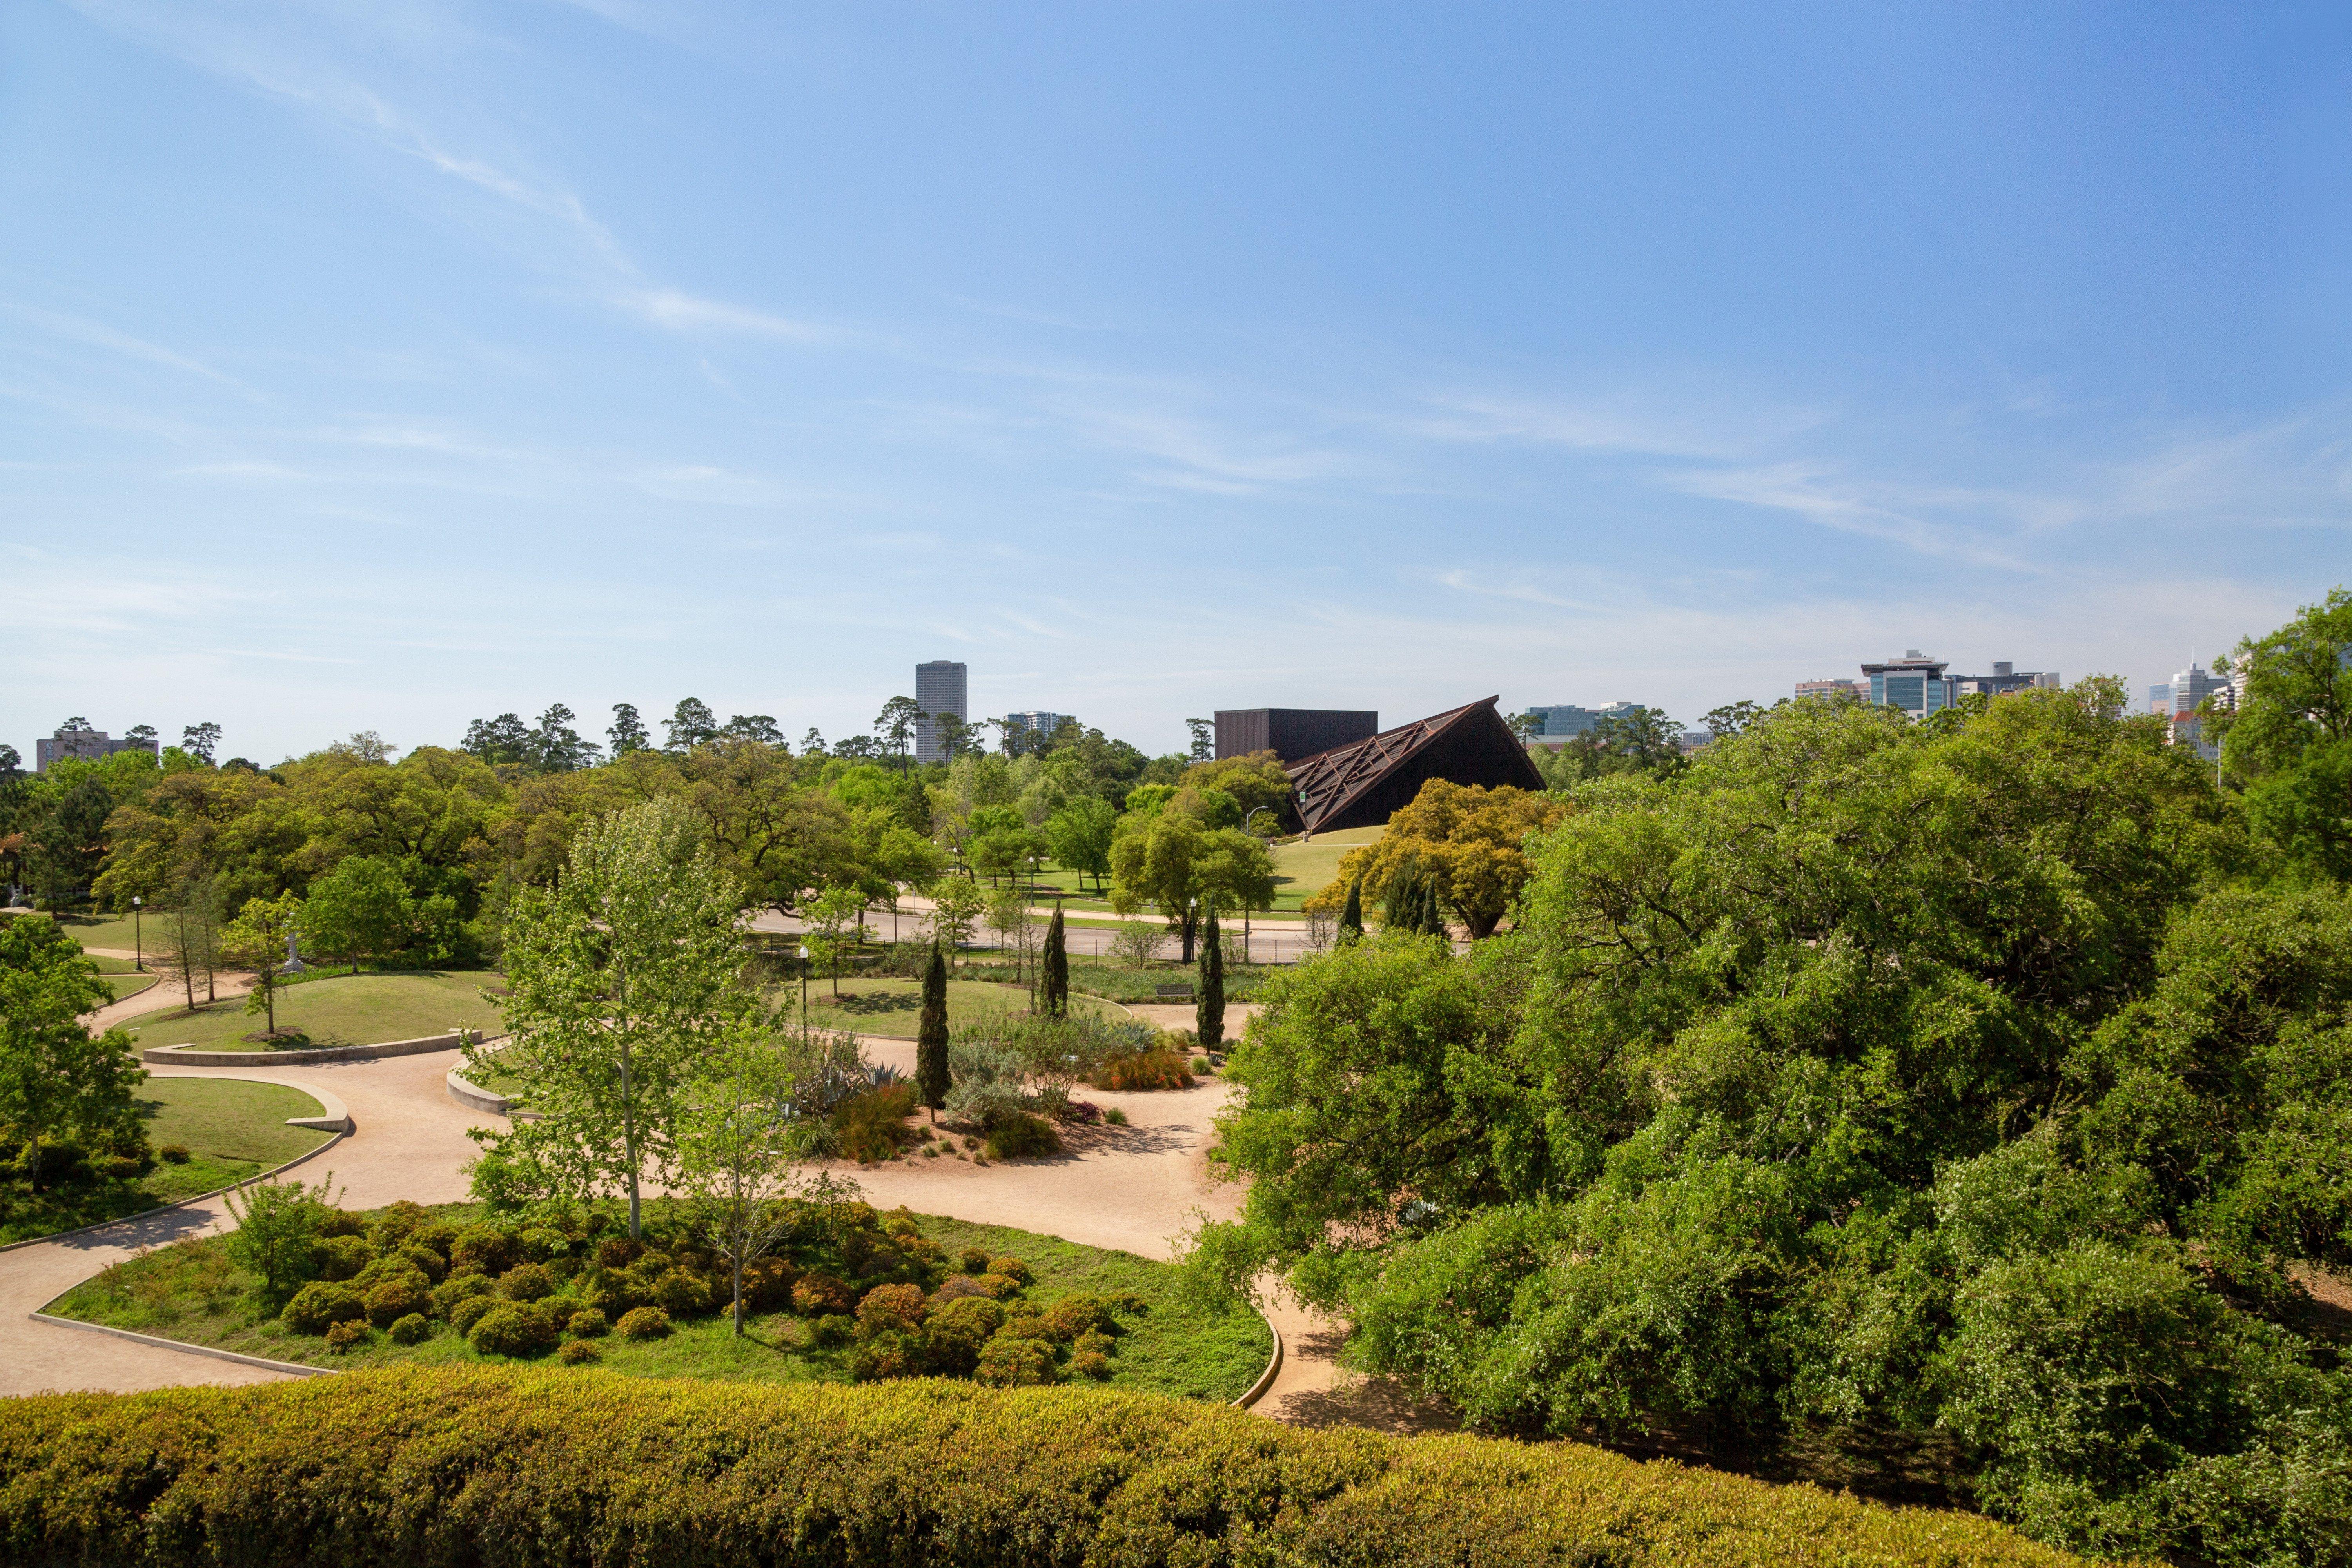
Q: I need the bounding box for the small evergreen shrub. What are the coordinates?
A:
[431,1272,490,1317]
[972,1273,1019,1300]
[809,1314,854,1348]
[615,1307,671,1341]
[1040,1294,1113,1343]
[558,1339,601,1365]
[366,1201,432,1249]
[793,1272,856,1317]
[594,1236,642,1270]
[323,1319,368,1353]
[851,1332,920,1382]
[1071,1348,1112,1380]
[364,1274,432,1330]
[1104,1107,1129,1126]
[974,1336,1057,1387]
[469,1302,560,1358]
[388,1314,432,1347]
[495,1263,554,1302]
[407,1221,458,1259]
[448,1296,500,1336]
[395,1243,446,1283]
[280,1281,364,1335]
[449,1226,517,1276]
[648,1270,709,1318]
[519,1227,572,1263]
[988,1256,1032,1283]
[932,1275,990,1305]
[156,1143,191,1164]
[742,1257,798,1310]
[984,1114,1061,1160]
[314,1209,368,1239]
[958,1246,990,1275]
[567,1309,609,1339]
[855,1283,926,1342]
[315,1235,372,1282]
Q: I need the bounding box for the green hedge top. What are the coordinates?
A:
[0,1369,2091,1568]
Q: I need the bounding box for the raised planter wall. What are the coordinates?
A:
[143,1032,506,1068]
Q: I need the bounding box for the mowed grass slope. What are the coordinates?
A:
[1266,824,1383,910]
[125,972,504,1051]
[791,977,1126,1038]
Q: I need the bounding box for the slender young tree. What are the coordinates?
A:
[1196,905,1225,1048]
[916,942,950,1122]
[219,892,303,1036]
[474,797,752,1240]
[1041,905,1069,1018]
[677,1031,803,1336]
[1338,879,1365,944]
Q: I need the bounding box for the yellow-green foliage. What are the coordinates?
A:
[0,1368,2093,1567]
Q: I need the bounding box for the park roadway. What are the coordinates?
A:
[4,988,1438,1429]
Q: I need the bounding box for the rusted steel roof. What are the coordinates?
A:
[1286,696,1543,834]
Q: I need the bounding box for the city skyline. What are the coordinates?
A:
[5,4,2346,759]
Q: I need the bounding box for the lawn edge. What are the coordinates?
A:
[2,1111,348,1258]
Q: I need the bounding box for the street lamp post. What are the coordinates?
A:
[1185,895,1196,965]
[797,944,810,1031]
[132,896,143,972]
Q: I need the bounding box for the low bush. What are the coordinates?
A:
[971,1272,1019,1300]
[958,1245,990,1275]
[323,1319,368,1353]
[448,1225,517,1276]
[0,1365,2094,1567]
[1071,1348,1112,1380]
[469,1302,560,1358]
[395,1243,446,1283]
[835,1083,915,1163]
[315,1209,367,1240]
[1090,1047,1195,1091]
[595,1236,642,1270]
[792,1271,856,1317]
[495,1262,554,1302]
[558,1339,601,1365]
[279,1281,363,1336]
[156,1143,191,1164]
[854,1283,926,1342]
[984,1113,1061,1160]
[315,1235,372,1282]
[1040,1293,1114,1343]
[989,1256,1032,1284]
[974,1336,1058,1387]
[363,1274,432,1330]
[430,1272,490,1317]
[809,1313,854,1348]
[649,1270,709,1318]
[519,1226,571,1263]
[388,1314,432,1347]
[615,1307,670,1341]
[567,1308,609,1339]
[448,1296,500,1336]
[1104,1107,1129,1126]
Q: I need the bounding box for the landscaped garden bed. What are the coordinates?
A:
[0,1078,334,1244]
[45,1197,1273,1403]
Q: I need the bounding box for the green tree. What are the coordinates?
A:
[800,885,865,1000]
[874,696,925,773]
[2213,586,2352,881]
[301,855,408,973]
[219,891,303,1036]
[607,703,649,757]
[675,1031,803,1335]
[1110,814,1274,962]
[0,918,145,1185]
[1041,906,1069,1018]
[471,797,754,1240]
[1338,879,1364,943]
[1043,796,1118,892]
[665,698,719,751]
[1196,906,1224,1048]
[927,877,986,965]
[916,942,950,1118]
[221,1173,342,1307]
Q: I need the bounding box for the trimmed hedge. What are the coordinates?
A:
[0,1369,2085,1567]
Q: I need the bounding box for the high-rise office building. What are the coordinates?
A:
[1862,651,1953,719]
[35,727,157,773]
[2160,663,2228,759]
[1518,701,1642,744]
[913,660,967,764]
[1001,711,1072,746]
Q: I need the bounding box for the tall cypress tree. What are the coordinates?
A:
[916,941,950,1122]
[1196,905,1225,1049]
[1042,906,1069,1018]
[1338,879,1364,944]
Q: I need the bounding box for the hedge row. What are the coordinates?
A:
[0,1368,2088,1567]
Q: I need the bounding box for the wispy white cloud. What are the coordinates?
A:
[6,305,255,393]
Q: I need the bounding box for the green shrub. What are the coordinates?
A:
[0,1370,2103,1566]
[835,1083,915,1163]
[558,1339,601,1366]
[364,1274,433,1330]
[323,1319,368,1353]
[408,1221,458,1260]
[648,1270,709,1318]
[315,1235,372,1282]
[469,1302,560,1358]
[366,1201,432,1249]
[594,1236,642,1270]
[279,1281,363,1336]
[792,1271,856,1317]
[448,1296,500,1336]
[1039,1293,1113,1343]
[496,1262,555,1302]
[430,1272,489,1318]
[567,1309,609,1340]
[1104,1107,1129,1126]
[314,1209,367,1239]
[388,1314,432,1347]
[809,1313,854,1348]
[395,1243,446,1283]
[988,1256,1033,1283]
[1089,1047,1193,1091]
[448,1225,517,1276]
[578,1267,643,1318]
[1071,1348,1112,1380]
[615,1307,670,1341]
[972,1272,1019,1300]
[958,1245,990,1275]
[974,1336,1058,1387]
[156,1142,191,1164]
[983,1113,1060,1160]
[851,1332,921,1382]
[520,1226,572,1263]
[742,1256,798,1310]
[855,1282,926,1342]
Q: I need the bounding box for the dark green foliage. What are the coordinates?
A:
[983,1112,1062,1160]
[2212,586,2352,882]
[387,1313,431,1346]
[468,1301,561,1357]
[1380,857,1448,938]
[1196,907,1225,1048]
[363,1273,432,1329]
[616,1305,670,1340]
[916,942,950,1112]
[1338,878,1364,942]
[1041,906,1069,1018]
[279,1281,363,1335]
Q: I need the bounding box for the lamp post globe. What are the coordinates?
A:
[132,896,143,972]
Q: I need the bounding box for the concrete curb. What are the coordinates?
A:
[1232,1311,1285,1410]
[144,1031,505,1068]
[25,1314,337,1378]
[445,1065,541,1122]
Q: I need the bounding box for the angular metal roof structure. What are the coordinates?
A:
[1287,696,1547,835]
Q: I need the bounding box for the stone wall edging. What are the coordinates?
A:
[144,1032,505,1068]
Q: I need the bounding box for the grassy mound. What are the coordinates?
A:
[123,971,503,1051]
[0,1368,2088,1567]
[792,977,1124,1038]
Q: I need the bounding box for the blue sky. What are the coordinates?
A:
[5,2,2348,763]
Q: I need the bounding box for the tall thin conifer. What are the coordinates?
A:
[1196,906,1225,1049]
[916,941,950,1121]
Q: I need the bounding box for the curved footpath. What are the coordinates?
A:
[1,1012,1440,1427]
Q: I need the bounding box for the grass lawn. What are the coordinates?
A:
[102,973,159,1004]
[123,971,504,1052]
[954,957,1276,1005]
[46,1204,1273,1402]
[0,1079,331,1245]
[790,977,1127,1038]
[1013,832,1381,917]
[40,911,145,951]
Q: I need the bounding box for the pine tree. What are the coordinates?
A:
[1338,879,1364,944]
[916,942,951,1121]
[1042,906,1069,1018]
[1196,905,1225,1049]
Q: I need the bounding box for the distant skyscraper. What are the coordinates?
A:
[2160,662,2227,759]
[914,660,967,764]
[1519,701,1642,743]
[1001,711,1072,746]
[1861,651,1953,719]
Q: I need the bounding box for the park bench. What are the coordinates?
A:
[1153,983,1195,1001]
